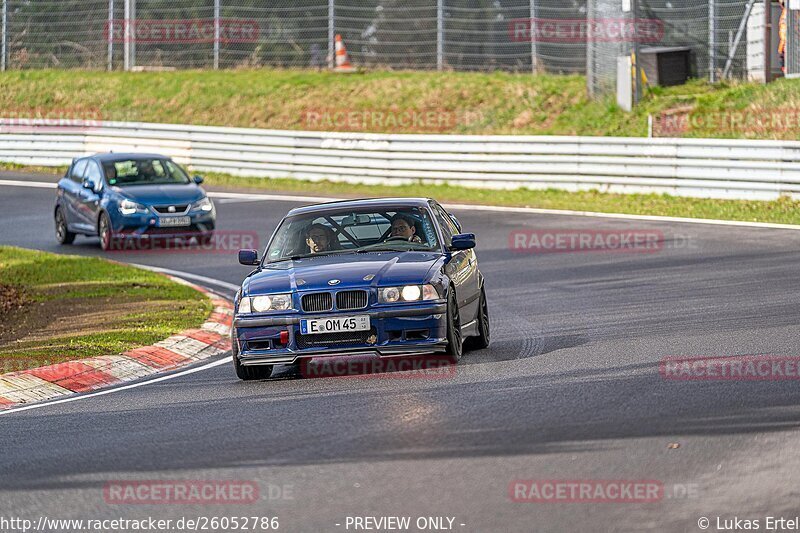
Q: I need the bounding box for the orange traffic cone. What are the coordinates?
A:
[333,34,355,73]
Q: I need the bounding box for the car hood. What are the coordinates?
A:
[244,251,442,295]
[111,184,204,205]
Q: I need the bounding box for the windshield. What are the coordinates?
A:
[265,206,440,263]
[102,158,191,186]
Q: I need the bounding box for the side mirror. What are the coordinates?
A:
[193,175,204,185]
[450,233,476,251]
[238,249,259,266]
[82,179,97,192]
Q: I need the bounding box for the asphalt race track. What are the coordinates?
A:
[3,171,800,532]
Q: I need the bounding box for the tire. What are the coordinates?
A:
[445,288,463,363]
[232,333,273,381]
[465,286,490,351]
[98,213,114,251]
[54,208,76,245]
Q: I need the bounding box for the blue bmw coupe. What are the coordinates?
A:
[54,153,216,250]
[232,198,490,380]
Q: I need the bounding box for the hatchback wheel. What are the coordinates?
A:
[55,208,75,245]
[98,213,114,251]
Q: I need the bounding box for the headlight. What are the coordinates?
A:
[119,199,147,215]
[380,287,401,303]
[193,197,214,213]
[379,284,439,303]
[239,293,293,314]
[251,296,272,312]
[238,295,251,314]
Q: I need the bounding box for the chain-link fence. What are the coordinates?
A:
[587,0,763,98]
[0,1,791,97]
[1,0,586,72]
[786,3,800,78]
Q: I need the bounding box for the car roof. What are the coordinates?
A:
[287,198,435,216]
[89,153,172,163]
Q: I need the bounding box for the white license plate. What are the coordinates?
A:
[300,315,370,335]
[157,216,191,227]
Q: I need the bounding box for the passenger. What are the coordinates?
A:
[305,223,338,254]
[389,213,422,243]
[779,0,787,75]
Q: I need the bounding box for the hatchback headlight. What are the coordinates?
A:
[193,196,214,213]
[379,284,439,303]
[239,293,293,314]
[119,199,147,215]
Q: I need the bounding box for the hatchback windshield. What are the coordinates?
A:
[266,206,440,262]
[102,158,190,186]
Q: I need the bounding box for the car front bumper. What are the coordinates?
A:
[233,301,449,366]
[110,210,216,237]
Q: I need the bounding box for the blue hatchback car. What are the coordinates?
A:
[232,198,490,380]
[54,153,216,250]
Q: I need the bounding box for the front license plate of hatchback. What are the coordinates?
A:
[301,315,370,335]
[157,216,191,227]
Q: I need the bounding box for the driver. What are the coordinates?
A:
[389,213,422,243]
[305,223,338,254]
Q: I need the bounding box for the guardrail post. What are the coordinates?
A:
[437,0,444,70]
[1,0,7,72]
[213,0,220,70]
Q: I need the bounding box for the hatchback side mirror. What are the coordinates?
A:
[193,175,204,185]
[82,179,100,193]
[450,233,476,251]
[238,249,259,266]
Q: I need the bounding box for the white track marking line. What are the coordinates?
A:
[0,357,231,416]
[215,197,279,204]
[207,190,335,203]
[130,264,241,292]
[2,178,800,230]
[443,202,800,231]
[0,179,57,188]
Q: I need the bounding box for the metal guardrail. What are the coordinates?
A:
[2,119,800,200]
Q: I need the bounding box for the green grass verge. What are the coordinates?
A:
[0,161,66,175]
[2,69,800,138]
[204,172,800,225]
[0,246,212,371]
